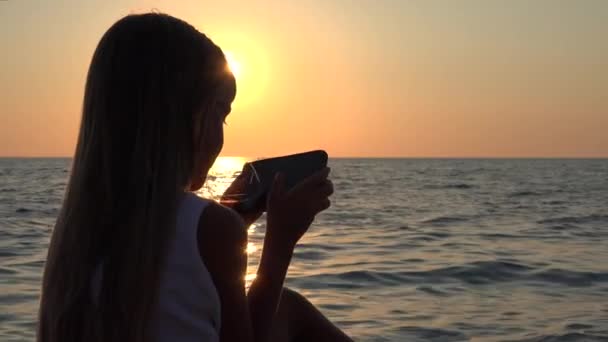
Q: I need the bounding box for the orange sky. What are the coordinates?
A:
[1,0,606,157]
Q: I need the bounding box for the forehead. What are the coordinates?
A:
[217,75,236,103]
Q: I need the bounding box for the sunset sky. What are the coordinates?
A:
[1,0,606,157]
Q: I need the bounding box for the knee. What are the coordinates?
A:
[279,288,311,339]
[281,287,316,320]
[281,287,308,303]
[281,287,307,306]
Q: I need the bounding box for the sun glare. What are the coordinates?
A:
[210,32,270,109]
[224,51,242,79]
[210,156,248,176]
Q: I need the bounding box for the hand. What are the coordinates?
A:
[220,170,264,227]
[265,167,334,250]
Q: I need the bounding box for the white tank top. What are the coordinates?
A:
[92,192,222,341]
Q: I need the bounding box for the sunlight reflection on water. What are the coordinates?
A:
[197,156,249,200]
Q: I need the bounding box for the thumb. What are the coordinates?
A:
[267,172,285,204]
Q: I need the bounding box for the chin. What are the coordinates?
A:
[189,163,213,192]
[189,148,221,191]
[189,177,206,192]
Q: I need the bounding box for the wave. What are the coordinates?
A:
[509,190,543,197]
[294,250,327,260]
[545,200,567,205]
[290,261,608,288]
[444,183,474,189]
[564,323,594,330]
[479,233,532,240]
[0,250,19,257]
[409,232,452,243]
[11,207,58,215]
[421,216,470,225]
[533,268,608,287]
[416,285,449,296]
[538,214,608,225]
[417,260,534,285]
[518,332,608,342]
[424,183,475,190]
[0,266,18,275]
[393,326,467,341]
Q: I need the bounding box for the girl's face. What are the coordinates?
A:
[189,77,236,191]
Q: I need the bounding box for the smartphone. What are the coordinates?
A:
[228,150,328,213]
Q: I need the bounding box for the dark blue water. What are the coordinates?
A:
[2,158,608,341]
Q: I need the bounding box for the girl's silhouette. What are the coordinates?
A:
[37,13,351,342]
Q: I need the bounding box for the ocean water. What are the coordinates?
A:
[1,158,608,341]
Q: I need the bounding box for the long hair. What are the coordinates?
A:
[38,13,230,342]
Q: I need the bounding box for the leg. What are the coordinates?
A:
[269,287,353,342]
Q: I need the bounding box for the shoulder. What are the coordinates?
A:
[197,200,247,244]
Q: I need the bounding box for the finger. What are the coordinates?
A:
[221,177,248,203]
[233,164,256,186]
[234,169,247,179]
[219,196,238,206]
[314,198,331,213]
[230,175,245,187]
[290,167,330,194]
[267,172,285,204]
[241,209,264,227]
[317,179,334,198]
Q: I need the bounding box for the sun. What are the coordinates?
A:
[224,51,242,79]
[210,32,270,108]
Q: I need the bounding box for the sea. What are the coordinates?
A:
[1,157,608,341]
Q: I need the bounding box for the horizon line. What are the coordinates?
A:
[1,155,607,159]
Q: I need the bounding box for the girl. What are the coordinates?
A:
[38,13,352,342]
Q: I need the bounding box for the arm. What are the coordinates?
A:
[246,233,294,342]
[214,168,334,341]
[198,202,292,342]
[218,169,294,340]
[247,169,333,341]
[198,202,253,342]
